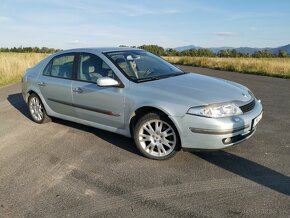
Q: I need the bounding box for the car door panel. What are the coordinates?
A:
[71,81,125,129]
[38,53,76,117]
[38,76,75,117]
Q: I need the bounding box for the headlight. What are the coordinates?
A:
[187,102,243,118]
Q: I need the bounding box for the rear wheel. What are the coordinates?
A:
[134,113,180,160]
[28,93,51,124]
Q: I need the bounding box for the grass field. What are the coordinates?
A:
[0,53,49,87]
[164,56,290,79]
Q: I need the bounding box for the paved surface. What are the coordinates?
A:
[0,67,289,217]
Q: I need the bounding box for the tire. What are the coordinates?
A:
[28,93,51,124]
[134,113,180,160]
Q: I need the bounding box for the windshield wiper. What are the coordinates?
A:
[136,72,186,83]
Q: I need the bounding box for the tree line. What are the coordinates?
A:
[135,45,289,58]
[1,45,288,58]
[0,46,61,53]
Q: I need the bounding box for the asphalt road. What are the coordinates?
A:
[0,66,289,218]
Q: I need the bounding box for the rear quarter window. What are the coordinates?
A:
[43,61,52,76]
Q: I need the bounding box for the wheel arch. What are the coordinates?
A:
[129,106,181,143]
[26,89,40,102]
[26,88,52,115]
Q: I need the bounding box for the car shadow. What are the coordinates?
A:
[7,93,31,119]
[53,118,142,157]
[193,151,290,196]
[7,93,142,157]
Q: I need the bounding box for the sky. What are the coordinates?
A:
[0,0,289,49]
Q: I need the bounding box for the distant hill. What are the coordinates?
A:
[270,44,290,54]
[174,44,290,54]
[174,45,202,51]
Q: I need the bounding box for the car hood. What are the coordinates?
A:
[138,73,252,107]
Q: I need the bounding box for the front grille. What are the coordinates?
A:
[240,99,255,113]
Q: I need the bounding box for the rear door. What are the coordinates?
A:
[71,53,125,128]
[38,53,76,117]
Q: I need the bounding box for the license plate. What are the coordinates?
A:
[252,113,263,128]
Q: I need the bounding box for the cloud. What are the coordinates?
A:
[94,6,180,16]
[214,32,237,36]
[227,12,290,21]
[0,16,12,23]
[66,39,89,48]
[44,0,180,17]
[67,40,82,44]
[119,6,179,16]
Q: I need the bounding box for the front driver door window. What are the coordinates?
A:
[77,53,116,82]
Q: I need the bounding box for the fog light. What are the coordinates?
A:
[224,137,231,144]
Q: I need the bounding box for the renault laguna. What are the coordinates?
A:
[22,48,263,160]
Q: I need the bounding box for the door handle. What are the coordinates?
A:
[72,87,83,93]
[38,82,46,86]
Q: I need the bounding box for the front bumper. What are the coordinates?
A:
[171,99,263,150]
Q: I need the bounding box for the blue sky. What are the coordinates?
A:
[0,0,289,49]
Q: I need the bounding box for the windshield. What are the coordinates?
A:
[105,51,184,82]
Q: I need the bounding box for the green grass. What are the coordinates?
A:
[163,56,290,79]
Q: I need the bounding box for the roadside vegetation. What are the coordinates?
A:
[0,44,289,87]
[0,53,48,87]
[138,45,290,79]
[137,45,289,58]
[164,56,290,79]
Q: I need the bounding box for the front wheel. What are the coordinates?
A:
[28,93,51,124]
[134,113,180,160]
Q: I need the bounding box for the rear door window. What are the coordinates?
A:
[43,54,75,79]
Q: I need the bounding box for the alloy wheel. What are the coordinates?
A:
[29,96,44,122]
[138,119,177,157]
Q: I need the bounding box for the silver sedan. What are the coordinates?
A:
[22,48,263,160]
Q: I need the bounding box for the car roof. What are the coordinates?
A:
[54,47,143,56]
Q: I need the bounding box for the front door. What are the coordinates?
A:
[71,53,125,128]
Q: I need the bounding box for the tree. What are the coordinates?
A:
[230,49,243,58]
[278,49,288,58]
[165,48,178,56]
[252,50,274,58]
[218,49,230,57]
[187,49,198,56]
[197,48,214,57]
[180,50,190,56]
[138,45,165,56]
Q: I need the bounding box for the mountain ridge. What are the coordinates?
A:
[174,44,290,54]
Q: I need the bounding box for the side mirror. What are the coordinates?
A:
[97,77,120,87]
